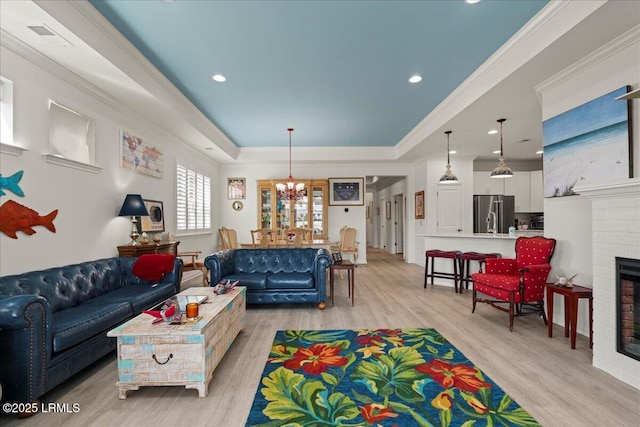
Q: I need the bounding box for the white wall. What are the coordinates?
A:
[539,34,639,387]
[0,45,220,276]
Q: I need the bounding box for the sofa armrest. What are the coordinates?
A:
[204,250,236,286]
[313,249,332,300]
[0,295,52,402]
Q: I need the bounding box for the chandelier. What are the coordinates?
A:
[276,128,305,200]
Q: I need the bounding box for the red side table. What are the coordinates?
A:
[545,283,593,349]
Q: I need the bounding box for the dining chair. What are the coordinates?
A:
[250,228,278,248]
[285,228,313,248]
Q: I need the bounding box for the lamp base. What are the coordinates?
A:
[129,217,141,246]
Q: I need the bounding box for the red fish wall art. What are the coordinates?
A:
[0,169,58,239]
[0,200,58,239]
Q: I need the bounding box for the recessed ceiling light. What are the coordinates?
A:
[408,75,422,83]
[488,129,498,135]
[536,150,543,154]
[466,0,481,4]
[212,74,226,82]
[493,150,501,154]
[449,150,457,154]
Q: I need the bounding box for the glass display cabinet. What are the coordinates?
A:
[257,179,328,240]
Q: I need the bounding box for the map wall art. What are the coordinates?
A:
[120,130,164,178]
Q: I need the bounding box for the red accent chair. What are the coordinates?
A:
[471,236,556,331]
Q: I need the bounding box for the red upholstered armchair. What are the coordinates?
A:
[471,236,556,331]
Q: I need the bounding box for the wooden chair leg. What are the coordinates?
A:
[509,292,515,331]
[472,287,477,313]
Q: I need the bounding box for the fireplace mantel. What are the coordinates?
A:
[574,177,640,198]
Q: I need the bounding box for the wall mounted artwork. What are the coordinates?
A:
[120,130,164,178]
[0,170,24,197]
[0,169,58,239]
[329,177,364,206]
[415,190,425,219]
[0,200,58,239]
[139,199,165,233]
[228,177,246,199]
[542,86,631,198]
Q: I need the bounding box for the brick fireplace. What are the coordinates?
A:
[575,178,640,389]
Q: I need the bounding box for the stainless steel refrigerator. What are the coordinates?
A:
[473,195,515,234]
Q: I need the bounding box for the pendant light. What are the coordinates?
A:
[490,118,513,179]
[275,128,305,200]
[439,131,458,183]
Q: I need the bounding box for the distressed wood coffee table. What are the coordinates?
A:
[107,286,246,399]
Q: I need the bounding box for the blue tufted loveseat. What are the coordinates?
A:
[0,256,182,404]
[205,248,331,309]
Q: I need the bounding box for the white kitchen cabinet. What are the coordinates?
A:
[530,170,544,212]
[473,172,504,195]
[504,172,531,213]
[481,170,543,212]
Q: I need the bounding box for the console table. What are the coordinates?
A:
[117,241,180,257]
[545,283,593,349]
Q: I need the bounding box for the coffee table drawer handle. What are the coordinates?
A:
[152,353,173,365]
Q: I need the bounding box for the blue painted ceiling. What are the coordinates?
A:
[89,0,548,149]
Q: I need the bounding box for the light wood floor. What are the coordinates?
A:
[2,248,639,426]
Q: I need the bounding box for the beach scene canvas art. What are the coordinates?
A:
[542,86,630,198]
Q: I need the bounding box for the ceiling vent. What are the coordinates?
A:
[27,24,74,47]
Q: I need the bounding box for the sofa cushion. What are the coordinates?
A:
[267,273,314,289]
[222,273,269,290]
[52,300,132,353]
[96,282,176,313]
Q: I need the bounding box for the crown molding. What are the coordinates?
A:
[395,0,605,158]
[43,0,237,158]
[1,29,226,165]
[536,25,640,95]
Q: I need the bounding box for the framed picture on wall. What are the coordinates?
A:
[227,177,246,199]
[140,199,165,232]
[386,201,391,219]
[328,177,364,205]
[542,85,632,198]
[415,190,425,219]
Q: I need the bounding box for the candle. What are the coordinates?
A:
[186,302,199,319]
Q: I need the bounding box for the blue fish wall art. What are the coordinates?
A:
[0,170,25,197]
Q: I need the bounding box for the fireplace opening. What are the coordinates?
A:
[616,257,640,361]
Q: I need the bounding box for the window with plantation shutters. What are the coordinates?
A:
[176,164,211,232]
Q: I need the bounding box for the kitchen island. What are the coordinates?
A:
[417,232,542,289]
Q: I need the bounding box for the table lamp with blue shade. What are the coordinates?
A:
[118,194,149,245]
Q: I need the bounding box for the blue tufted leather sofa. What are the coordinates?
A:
[0,256,182,404]
[205,248,331,309]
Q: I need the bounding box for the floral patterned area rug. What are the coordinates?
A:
[245,328,540,427]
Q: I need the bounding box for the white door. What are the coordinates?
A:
[394,194,404,254]
[437,184,463,234]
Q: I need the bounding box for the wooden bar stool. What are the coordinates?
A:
[424,250,462,292]
[460,252,501,291]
